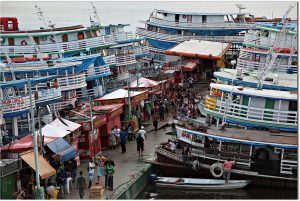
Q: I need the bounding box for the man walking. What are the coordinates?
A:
[120,127,127,153]
[223,158,235,183]
[77,171,86,200]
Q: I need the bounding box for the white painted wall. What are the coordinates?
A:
[248,97,266,118]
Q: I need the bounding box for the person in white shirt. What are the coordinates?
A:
[88,158,95,188]
[138,126,146,140]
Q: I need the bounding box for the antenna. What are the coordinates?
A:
[34,4,62,58]
[90,1,101,26]
[235,3,246,13]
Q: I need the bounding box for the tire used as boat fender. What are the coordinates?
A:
[210,162,224,178]
[192,160,200,171]
[20,40,28,46]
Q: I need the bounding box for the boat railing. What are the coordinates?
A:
[243,31,297,49]
[136,27,245,43]
[103,55,117,66]
[146,17,255,29]
[35,87,62,103]
[1,35,117,56]
[205,95,298,126]
[133,46,150,56]
[49,97,77,111]
[3,94,35,115]
[57,73,87,91]
[280,159,297,175]
[114,32,134,42]
[85,64,111,77]
[115,54,137,66]
[147,46,166,53]
[236,58,298,73]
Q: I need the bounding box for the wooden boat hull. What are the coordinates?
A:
[155,177,250,190]
[155,151,297,189]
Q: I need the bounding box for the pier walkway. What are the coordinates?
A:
[65,117,172,200]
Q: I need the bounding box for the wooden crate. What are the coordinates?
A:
[89,185,105,199]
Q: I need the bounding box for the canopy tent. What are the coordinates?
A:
[49,117,81,132]
[46,137,76,163]
[0,134,57,152]
[164,39,231,60]
[95,89,148,106]
[124,77,161,94]
[20,151,56,179]
[126,77,160,88]
[41,124,70,138]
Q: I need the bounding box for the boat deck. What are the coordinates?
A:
[177,117,297,146]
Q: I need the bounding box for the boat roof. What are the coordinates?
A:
[165,39,231,60]
[156,9,252,16]
[255,25,297,35]
[0,24,129,38]
[210,83,297,100]
[214,69,297,91]
[176,124,297,149]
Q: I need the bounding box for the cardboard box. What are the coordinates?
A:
[89,185,105,199]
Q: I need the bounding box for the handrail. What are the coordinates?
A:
[147,17,255,29]
[237,58,298,72]
[1,35,116,56]
[3,94,35,114]
[205,95,297,126]
[57,73,87,91]
[136,27,245,43]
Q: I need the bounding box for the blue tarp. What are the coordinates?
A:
[147,39,177,50]
[47,137,76,163]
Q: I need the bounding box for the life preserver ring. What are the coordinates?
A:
[20,40,28,46]
[192,160,200,171]
[210,163,223,178]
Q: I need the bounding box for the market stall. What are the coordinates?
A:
[93,104,123,149]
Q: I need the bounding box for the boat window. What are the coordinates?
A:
[8,38,14,46]
[77,32,85,40]
[177,30,182,35]
[147,25,153,31]
[95,30,100,37]
[86,31,92,39]
[41,36,47,41]
[175,14,179,22]
[62,34,68,42]
[202,15,207,23]
[288,101,297,111]
[8,20,13,29]
[187,15,192,23]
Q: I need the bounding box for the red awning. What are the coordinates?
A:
[0,135,57,153]
[93,104,124,112]
[182,62,198,72]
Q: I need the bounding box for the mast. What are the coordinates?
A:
[90,1,101,26]
[256,4,294,89]
[34,4,63,58]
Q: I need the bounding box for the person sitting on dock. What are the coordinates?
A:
[163,139,177,153]
[223,158,235,184]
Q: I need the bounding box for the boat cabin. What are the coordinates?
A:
[204,83,297,132]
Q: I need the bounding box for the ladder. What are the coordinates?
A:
[256,4,295,89]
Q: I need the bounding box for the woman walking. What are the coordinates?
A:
[96,157,105,185]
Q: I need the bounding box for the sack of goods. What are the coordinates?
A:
[89,185,105,199]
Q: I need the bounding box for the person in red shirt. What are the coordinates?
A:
[223,158,235,183]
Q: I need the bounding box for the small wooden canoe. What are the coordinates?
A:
[154,177,250,190]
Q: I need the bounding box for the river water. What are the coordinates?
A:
[1,1,297,33]
[136,183,297,199]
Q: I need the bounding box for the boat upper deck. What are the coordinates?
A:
[214,69,297,90]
